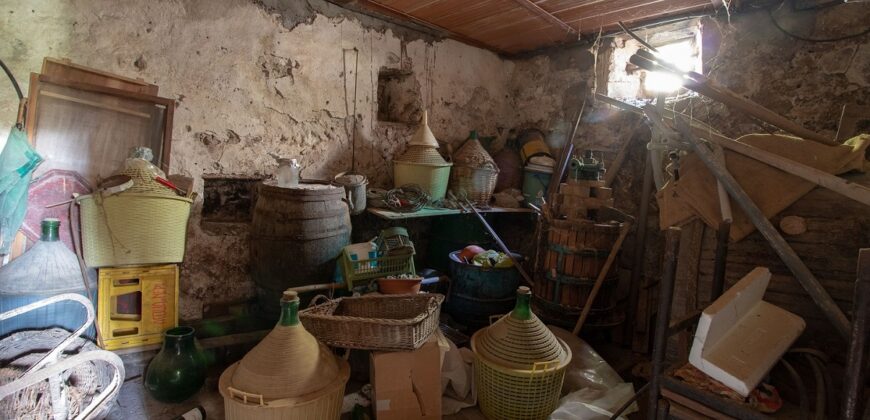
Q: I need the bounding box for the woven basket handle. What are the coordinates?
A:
[228,387,265,406]
[308,294,332,308]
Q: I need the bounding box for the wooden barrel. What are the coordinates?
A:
[538,220,620,311]
[250,181,350,318]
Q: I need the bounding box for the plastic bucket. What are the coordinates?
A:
[522,163,553,208]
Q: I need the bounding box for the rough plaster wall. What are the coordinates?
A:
[0,0,516,320]
[685,6,870,138]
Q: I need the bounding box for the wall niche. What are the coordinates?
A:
[377,69,423,124]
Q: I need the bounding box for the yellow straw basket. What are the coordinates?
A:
[472,338,571,420]
[77,192,193,267]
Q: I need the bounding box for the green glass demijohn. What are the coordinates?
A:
[144,326,207,403]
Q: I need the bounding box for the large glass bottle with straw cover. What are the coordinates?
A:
[218,290,350,419]
[0,218,97,337]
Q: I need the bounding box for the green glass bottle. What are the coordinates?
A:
[144,326,207,403]
[278,290,300,327]
[511,286,533,321]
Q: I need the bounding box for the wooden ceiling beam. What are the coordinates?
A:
[508,0,579,35]
[342,0,508,53]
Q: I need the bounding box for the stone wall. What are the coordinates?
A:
[2,0,867,326]
[0,0,521,319]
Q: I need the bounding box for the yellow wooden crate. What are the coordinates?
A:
[97,264,179,350]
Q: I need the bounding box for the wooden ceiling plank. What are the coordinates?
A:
[571,1,712,33]
[507,0,577,34]
[418,0,506,24]
[350,0,509,53]
[441,5,534,31]
[559,0,710,23]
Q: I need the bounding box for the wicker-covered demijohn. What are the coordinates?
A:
[450,131,499,205]
[471,287,571,420]
[219,291,350,420]
[394,110,452,201]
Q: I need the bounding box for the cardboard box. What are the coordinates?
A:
[370,335,442,420]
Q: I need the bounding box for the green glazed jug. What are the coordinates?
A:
[144,326,207,402]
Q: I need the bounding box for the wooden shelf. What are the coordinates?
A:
[366,206,534,220]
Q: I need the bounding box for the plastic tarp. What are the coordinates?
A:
[0,128,42,254]
[549,327,638,420]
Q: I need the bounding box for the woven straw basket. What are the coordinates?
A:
[220,360,349,420]
[300,293,443,351]
[77,193,192,267]
[450,165,498,205]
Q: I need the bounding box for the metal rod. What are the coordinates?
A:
[670,114,852,339]
[547,98,586,209]
[609,382,650,420]
[624,148,654,343]
[648,227,681,417]
[711,220,731,301]
[572,221,633,335]
[630,52,834,146]
[617,21,659,53]
[842,249,870,420]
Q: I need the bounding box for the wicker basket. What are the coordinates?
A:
[77,192,192,267]
[450,135,499,205]
[394,161,451,201]
[471,288,571,420]
[299,293,444,351]
[450,165,498,205]
[474,350,570,420]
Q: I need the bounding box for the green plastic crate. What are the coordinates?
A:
[339,248,416,289]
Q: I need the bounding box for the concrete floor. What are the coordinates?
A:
[108,375,489,419]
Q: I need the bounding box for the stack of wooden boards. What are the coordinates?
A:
[556,179,614,221]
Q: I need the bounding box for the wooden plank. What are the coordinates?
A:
[41,57,158,96]
[507,0,578,35]
[366,206,533,220]
[670,219,705,361]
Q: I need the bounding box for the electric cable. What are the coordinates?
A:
[768,0,870,42]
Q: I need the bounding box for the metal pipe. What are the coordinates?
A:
[842,249,870,420]
[647,228,681,417]
[670,114,851,339]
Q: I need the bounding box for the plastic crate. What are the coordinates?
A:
[97,264,179,350]
[339,249,416,289]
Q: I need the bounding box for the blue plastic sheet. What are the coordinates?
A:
[0,128,42,254]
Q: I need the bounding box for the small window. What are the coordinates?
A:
[605,19,702,106]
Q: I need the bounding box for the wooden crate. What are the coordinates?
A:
[97,264,179,350]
